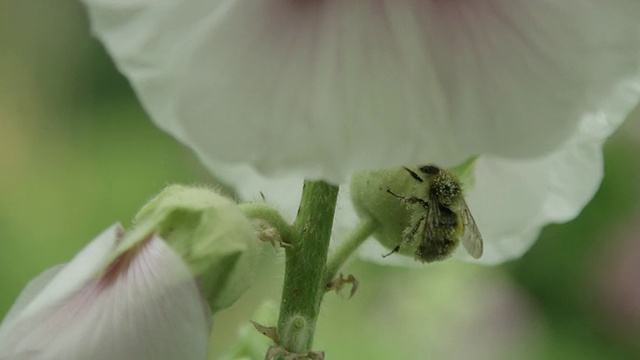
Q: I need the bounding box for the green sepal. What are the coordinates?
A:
[451,156,479,191]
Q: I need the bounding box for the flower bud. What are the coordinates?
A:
[350,168,419,257]
[109,185,260,312]
[0,224,211,359]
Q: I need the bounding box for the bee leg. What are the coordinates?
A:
[382,214,427,259]
[386,189,429,210]
[382,245,400,258]
[405,214,426,241]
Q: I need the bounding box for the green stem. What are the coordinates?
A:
[277,180,339,353]
[324,217,378,286]
[239,203,294,244]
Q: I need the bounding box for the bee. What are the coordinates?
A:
[383,165,483,263]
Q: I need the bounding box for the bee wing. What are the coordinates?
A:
[424,192,441,241]
[460,200,483,259]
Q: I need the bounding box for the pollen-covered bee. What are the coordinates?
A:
[383,165,483,263]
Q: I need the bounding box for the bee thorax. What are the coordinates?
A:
[430,175,461,207]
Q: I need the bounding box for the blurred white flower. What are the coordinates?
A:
[595,220,640,334]
[371,266,543,359]
[82,0,640,263]
[0,224,211,360]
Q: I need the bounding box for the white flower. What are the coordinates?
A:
[82,0,640,263]
[0,224,211,360]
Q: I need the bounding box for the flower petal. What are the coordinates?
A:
[0,228,211,360]
[215,103,619,265]
[0,224,123,328]
[0,265,64,329]
[83,0,640,182]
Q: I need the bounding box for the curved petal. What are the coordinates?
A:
[217,104,619,265]
[0,228,211,360]
[204,127,608,265]
[83,0,640,183]
[0,224,123,328]
[0,265,65,329]
[465,112,617,263]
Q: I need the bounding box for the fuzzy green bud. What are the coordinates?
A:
[109,185,260,313]
[350,168,420,257]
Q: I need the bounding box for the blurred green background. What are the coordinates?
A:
[2,2,640,359]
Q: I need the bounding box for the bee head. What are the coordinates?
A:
[419,165,441,175]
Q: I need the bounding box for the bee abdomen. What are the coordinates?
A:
[416,237,458,263]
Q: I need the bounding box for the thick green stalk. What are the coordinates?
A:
[277,180,339,353]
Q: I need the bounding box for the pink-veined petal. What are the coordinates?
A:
[4,224,123,325]
[82,0,640,183]
[0,227,211,360]
[0,265,65,330]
